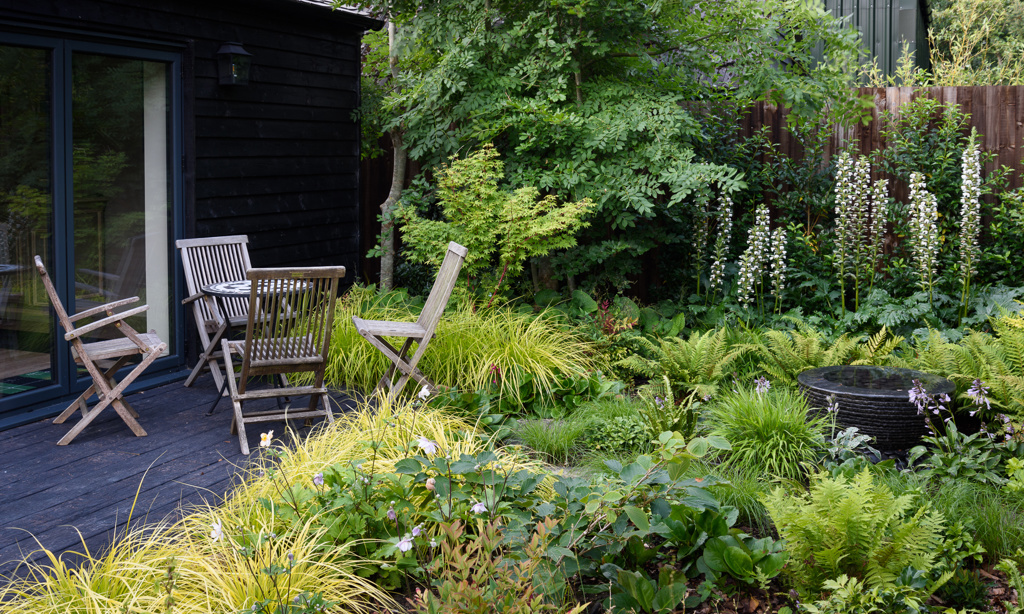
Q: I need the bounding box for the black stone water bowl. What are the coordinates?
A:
[797,365,955,452]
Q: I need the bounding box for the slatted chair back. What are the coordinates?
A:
[416,242,469,338]
[235,266,345,394]
[176,235,252,390]
[177,235,252,330]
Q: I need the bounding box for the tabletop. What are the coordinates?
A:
[202,280,252,298]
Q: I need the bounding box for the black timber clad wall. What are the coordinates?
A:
[0,0,369,273]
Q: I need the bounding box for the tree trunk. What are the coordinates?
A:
[379,130,406,291]
[378,19,405,292]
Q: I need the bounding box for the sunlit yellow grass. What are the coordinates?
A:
[325,288,600,403]
[0,399,548,612]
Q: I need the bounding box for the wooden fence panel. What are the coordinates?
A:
[746,86,1024,199]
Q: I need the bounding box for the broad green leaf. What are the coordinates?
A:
[723,546,754,578]
[393,458,422,474]
[623,505,650,532]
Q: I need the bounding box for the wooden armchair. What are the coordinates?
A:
[221,265,345,454]
[34,256,167,445]
[176,235,252,393]
[352,242,467,401]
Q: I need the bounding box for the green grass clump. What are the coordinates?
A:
[708,385,829,481]
[324,286,598,404]
[881,469,1024,561]
[512,418,588,465]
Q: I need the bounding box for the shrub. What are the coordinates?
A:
[708,385,829,481]
[762,468,948,600]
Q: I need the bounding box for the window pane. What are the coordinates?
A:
[71,53,172,351]
[0,44,55,398]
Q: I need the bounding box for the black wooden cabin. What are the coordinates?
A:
[0,0,381,428]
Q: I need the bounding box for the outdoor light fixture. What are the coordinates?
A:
[216,42,252,86]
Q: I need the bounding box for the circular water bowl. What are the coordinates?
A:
[797,365,954,451]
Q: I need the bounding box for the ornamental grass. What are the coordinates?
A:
[0,398,550,613]
[323,286,599,403]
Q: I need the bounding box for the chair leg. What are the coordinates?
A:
[53,357,130,424]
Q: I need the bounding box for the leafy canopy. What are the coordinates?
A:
[350,0,868,289]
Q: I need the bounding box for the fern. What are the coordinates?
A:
[762,468,946,599]
[900,319,1024,421]
[615,328,746,399]
[746,322,864,386]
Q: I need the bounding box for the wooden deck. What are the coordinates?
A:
[0,372,355,578]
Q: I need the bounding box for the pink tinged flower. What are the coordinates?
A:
[210,520,224,542]
[416,436,438,455]
[412,524,422,537]
[429,538,438,548]
[260,430,274,448]
[387,502,397,521]
[397,535,414,552]
[471,501,487,514]
[312,472,324,487]
[425,477,436,491]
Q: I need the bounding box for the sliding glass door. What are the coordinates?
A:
[0,34,180,420]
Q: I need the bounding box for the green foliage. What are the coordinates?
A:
[512,419,588,466]
[908,423,1007,487]
[325,285,597,404]
[354,0,867,290]
[762,469,948,599]
[899,316,1024,423]
[607,568,691,614]
[396,145,594,303]
[747,323,903,386]
[799,569,942,614]
[579,414,652,456]
[994,551,1024,614]
[708,386,829,481]
[615,327,746,399]
[635,375,703,440]
[412,520,588,614]
[696,531,787,588]
[934,567,994,613]
[928,0,1024,86]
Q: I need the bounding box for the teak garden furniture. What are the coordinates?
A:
[176,235,252,394]
[34,255,167,445]
[220,265,345,454]
[352,241,467,401]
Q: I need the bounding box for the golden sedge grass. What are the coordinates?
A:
[0,522,179,613]
[325,290,599,404]
[172,511,395,613]
[218,397,554,528]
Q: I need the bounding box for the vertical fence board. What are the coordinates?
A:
[738,86,1024,197]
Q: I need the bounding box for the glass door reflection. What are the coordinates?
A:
[0,43,56,398]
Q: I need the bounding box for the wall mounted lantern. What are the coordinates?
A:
[216,42,252,86]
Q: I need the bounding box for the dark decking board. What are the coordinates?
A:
[0,373,355,579]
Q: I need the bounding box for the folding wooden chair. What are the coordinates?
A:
[34,256,167,445]
[220,266,346,454]
[352,242,467,401]
[176,235,252,393]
